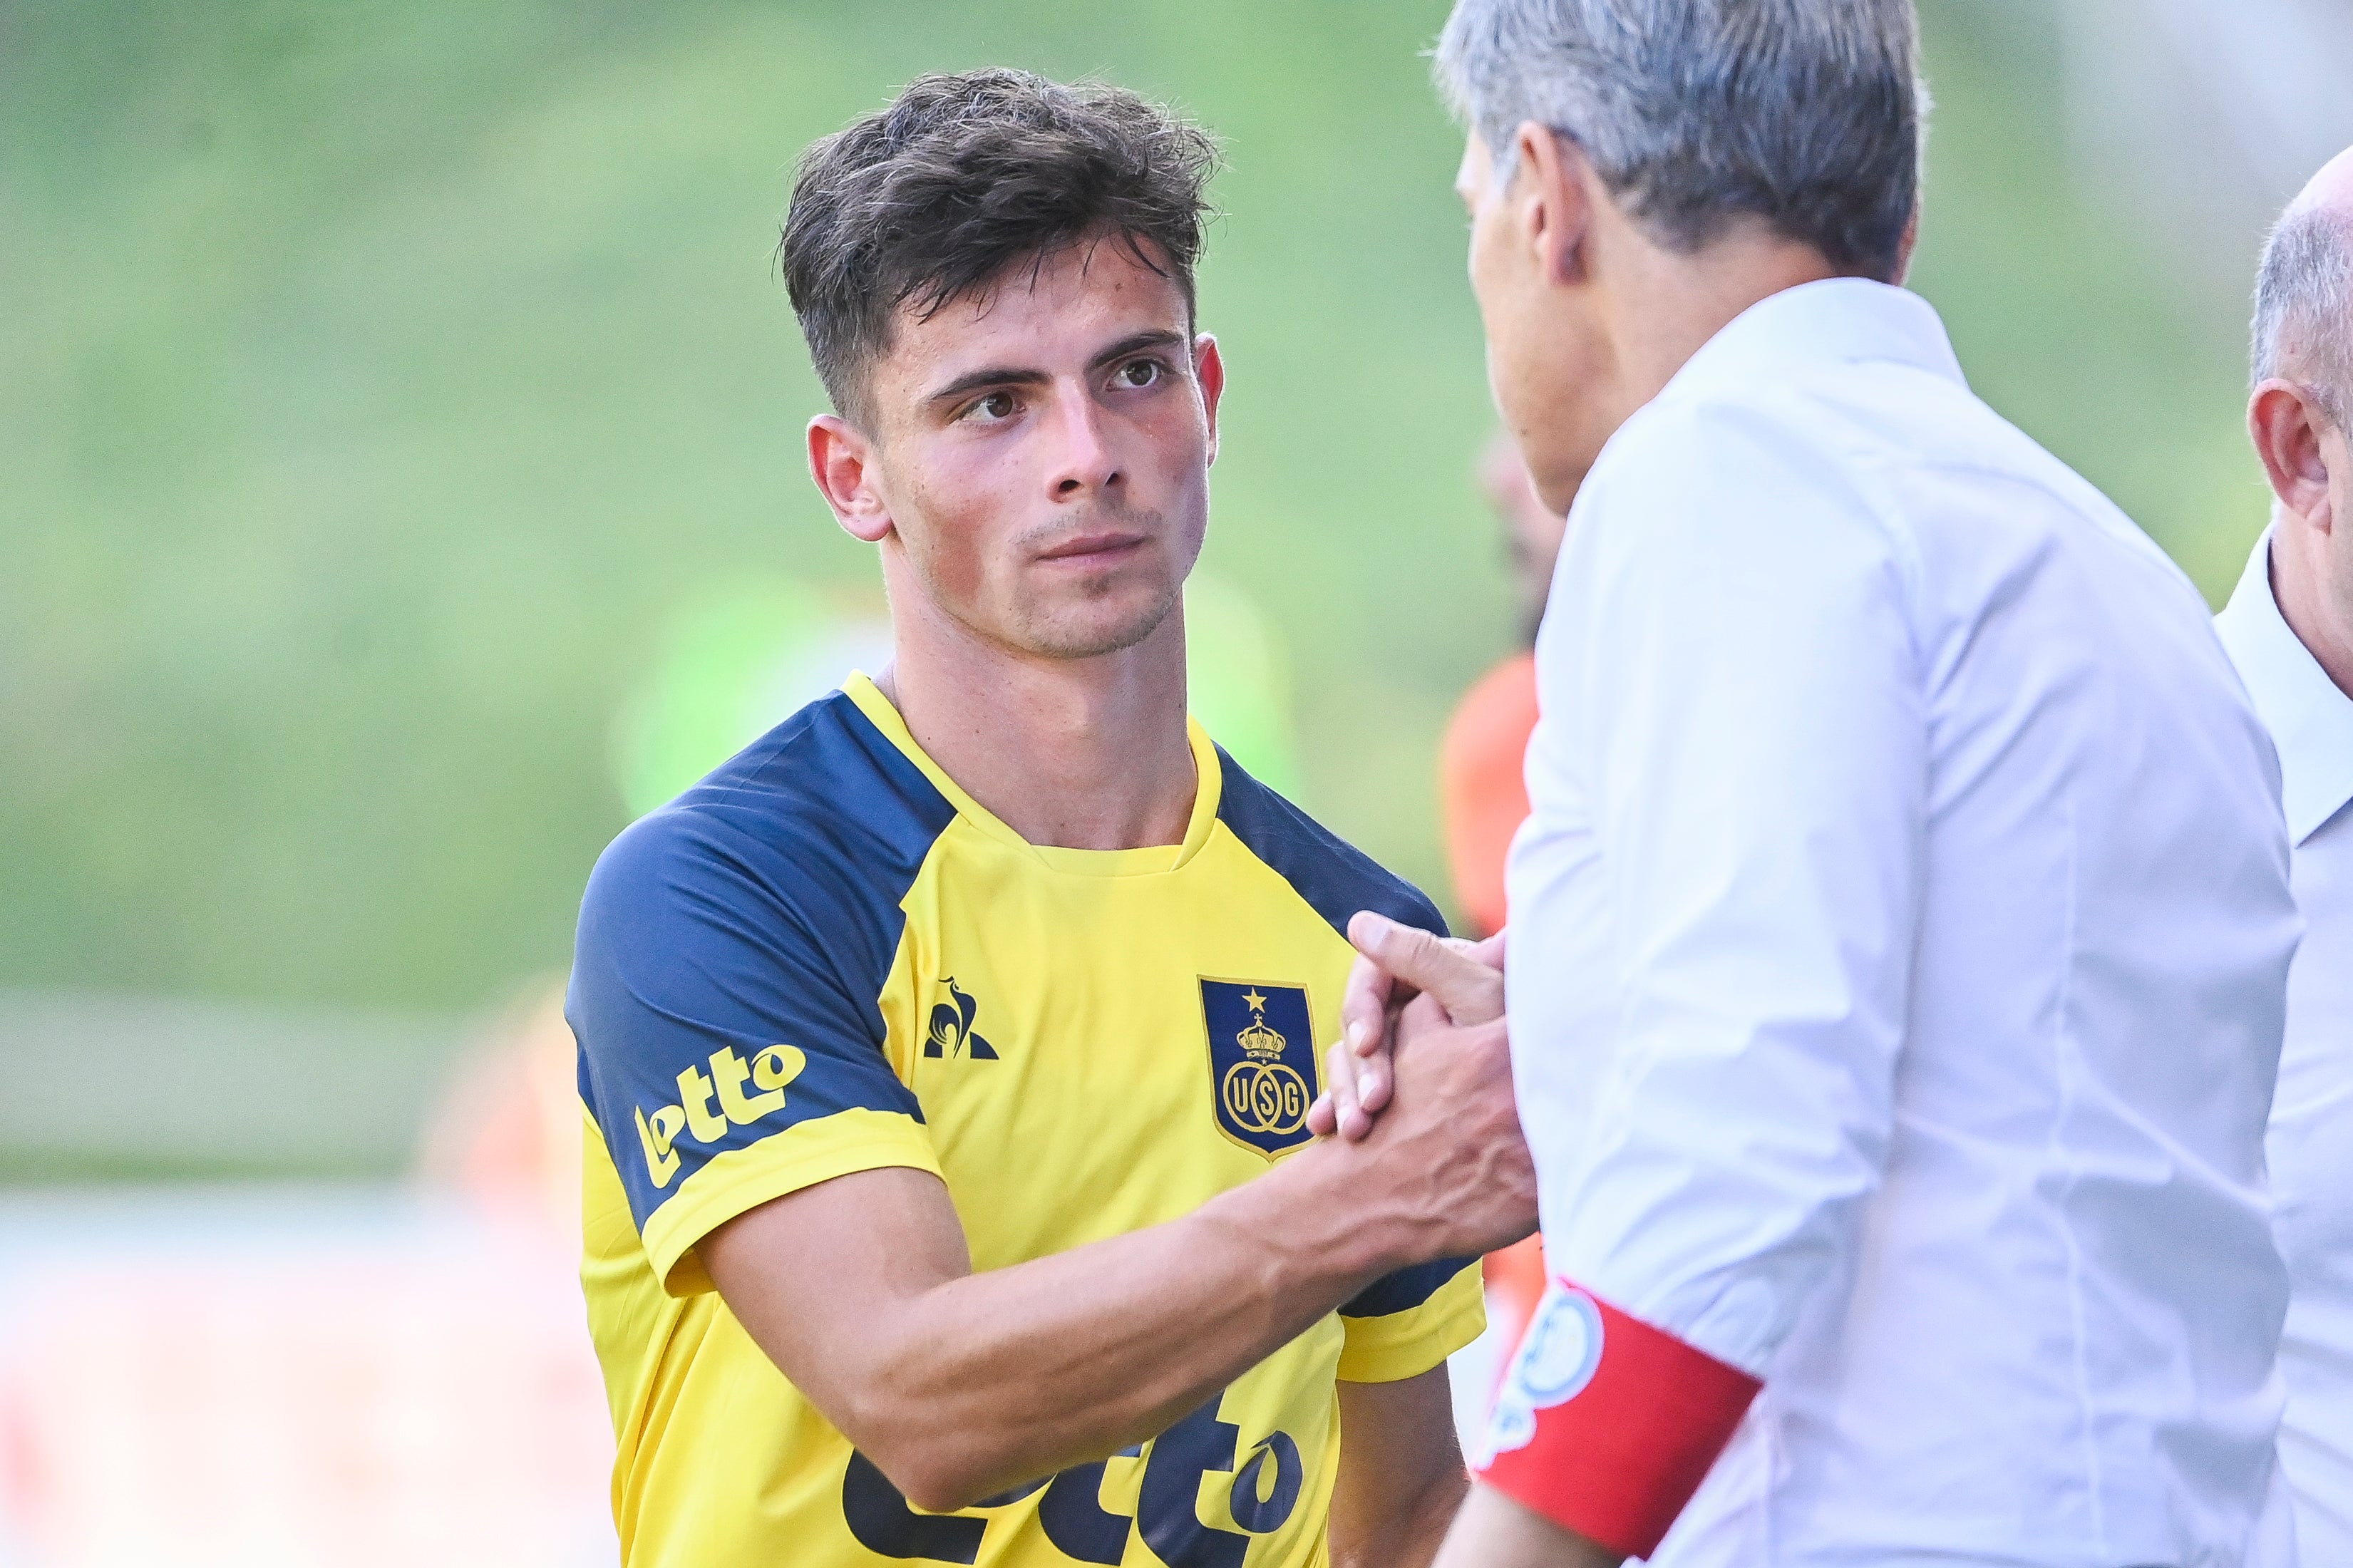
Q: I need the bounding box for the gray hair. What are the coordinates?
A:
[2252,204,2353,428]
[1433,0,1926,281]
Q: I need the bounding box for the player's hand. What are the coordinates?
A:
[1309,912,1505,1141]
[1355,992,1536,1259]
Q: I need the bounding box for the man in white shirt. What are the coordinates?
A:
[1320,1,2303,1563]
[2218,146,2353,1563]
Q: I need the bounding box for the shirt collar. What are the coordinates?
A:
[2214,527,2353,844]
[1663,277,1970,402]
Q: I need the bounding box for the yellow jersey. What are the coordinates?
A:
[567,673,1483,1567]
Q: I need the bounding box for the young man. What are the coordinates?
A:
[565,71,1534,1568]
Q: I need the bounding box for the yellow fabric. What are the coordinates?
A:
[1334,1264,1487,1386]
[580,676,1482,1566]
[641,1105,943,1297]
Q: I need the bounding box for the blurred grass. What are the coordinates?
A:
[0,0,2273,1018]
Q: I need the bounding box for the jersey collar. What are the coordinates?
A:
[841,671,1225,875]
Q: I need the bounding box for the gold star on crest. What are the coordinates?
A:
[1242,989,1267,1013]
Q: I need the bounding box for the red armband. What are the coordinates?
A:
[1473,1279,1761,1559]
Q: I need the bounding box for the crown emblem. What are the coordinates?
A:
[1235,989,1288,1061]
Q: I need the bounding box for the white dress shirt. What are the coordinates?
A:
[2218,529,2353,1564]
[1503,279,2301,1565]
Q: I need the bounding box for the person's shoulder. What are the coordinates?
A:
[1214,747,1448,939]
[581,688,957,947]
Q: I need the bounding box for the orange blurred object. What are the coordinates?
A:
[1438,651,1539,942]
[1438,649,1548,1368]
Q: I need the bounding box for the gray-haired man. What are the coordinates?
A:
[1323,2,2304,1564]
[2220,145,2353,1562]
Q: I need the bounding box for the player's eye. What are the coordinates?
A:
[1114,358,1165,390]
[960,391,1019,424]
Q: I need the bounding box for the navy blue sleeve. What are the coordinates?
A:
[1212,746,1450,941]
[567,693,957,1270]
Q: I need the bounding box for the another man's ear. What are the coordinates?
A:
[2250,381,2337,535]
[1892,204,1922,287]
[808,415,895,545]
[1513,120,1594,287]
[1193,333,1225,465]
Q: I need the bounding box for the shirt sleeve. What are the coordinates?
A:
[1335,1257,1486,1383]
[567,805,942,1296]
[1481,396,1926,1554]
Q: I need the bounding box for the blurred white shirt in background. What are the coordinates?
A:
[2218,528,2353,1564]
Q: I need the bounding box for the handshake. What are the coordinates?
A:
[1302,912,1539,1263]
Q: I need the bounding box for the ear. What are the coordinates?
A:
[807,415,895,545]
[1513,120,1594,287]
[1193,333,1226,465]
[2250,381,2336,535]
[1893,203,1922,286]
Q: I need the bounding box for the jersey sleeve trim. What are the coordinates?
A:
[642,1107,943,1297]
[1341,1253,1473,1319]
[1473,1279,1761,1559]
[1335,1259,1486,1384]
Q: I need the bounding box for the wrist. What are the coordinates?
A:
[1270,1135,1424,1279]
[1198,1139,1401,1302]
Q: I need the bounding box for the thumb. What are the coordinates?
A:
[1347,912,1505,1025]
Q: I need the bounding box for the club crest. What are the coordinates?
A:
[1199,979,1318,1157]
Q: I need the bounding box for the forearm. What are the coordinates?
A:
[763,1142,1399,1510]
[1329,1368,1468,1568]
[1332,1455,1465,1568]
[1433,1485,1620,1568]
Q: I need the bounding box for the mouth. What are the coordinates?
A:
[1033,530,1150,568]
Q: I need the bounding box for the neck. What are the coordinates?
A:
[2271,507,2353,701]
[877,582,1198,853]
[1602,227,1848,428]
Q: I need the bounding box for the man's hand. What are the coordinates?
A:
[1309,912,1505,1140]
[1355,996,1537,1260]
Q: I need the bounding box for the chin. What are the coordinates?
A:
[1016,584,1180,661]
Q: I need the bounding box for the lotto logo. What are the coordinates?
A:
[843,1392,1303,1566]
[634,1044,805,1189]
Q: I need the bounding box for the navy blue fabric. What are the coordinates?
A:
[1336,1257,1467,1320]
[1213,749,1472,1322]
[1213,747,1448,942]
[567,691,957,1234]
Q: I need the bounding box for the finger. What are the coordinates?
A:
[1338,946,1397,1080]
[1321,1038,1371,1140]
[1350,1014,1395,1117]
[1350,911,1508,1026]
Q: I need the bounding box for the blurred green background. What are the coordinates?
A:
[0,2,2273,1063]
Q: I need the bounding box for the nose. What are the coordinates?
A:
[1044,389,1122,502]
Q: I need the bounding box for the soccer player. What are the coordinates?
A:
[565,70,1534,1568]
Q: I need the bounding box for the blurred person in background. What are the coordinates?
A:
[567,70,1533,1568]
[1330,0,2304,1562]
[2220,145,2353,1562]
[1438,434,1567,944]
[1436,434,1565,1383]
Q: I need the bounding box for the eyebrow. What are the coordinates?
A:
[922,329,1190,411]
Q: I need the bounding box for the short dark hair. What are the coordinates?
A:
[781,70,1221,423]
